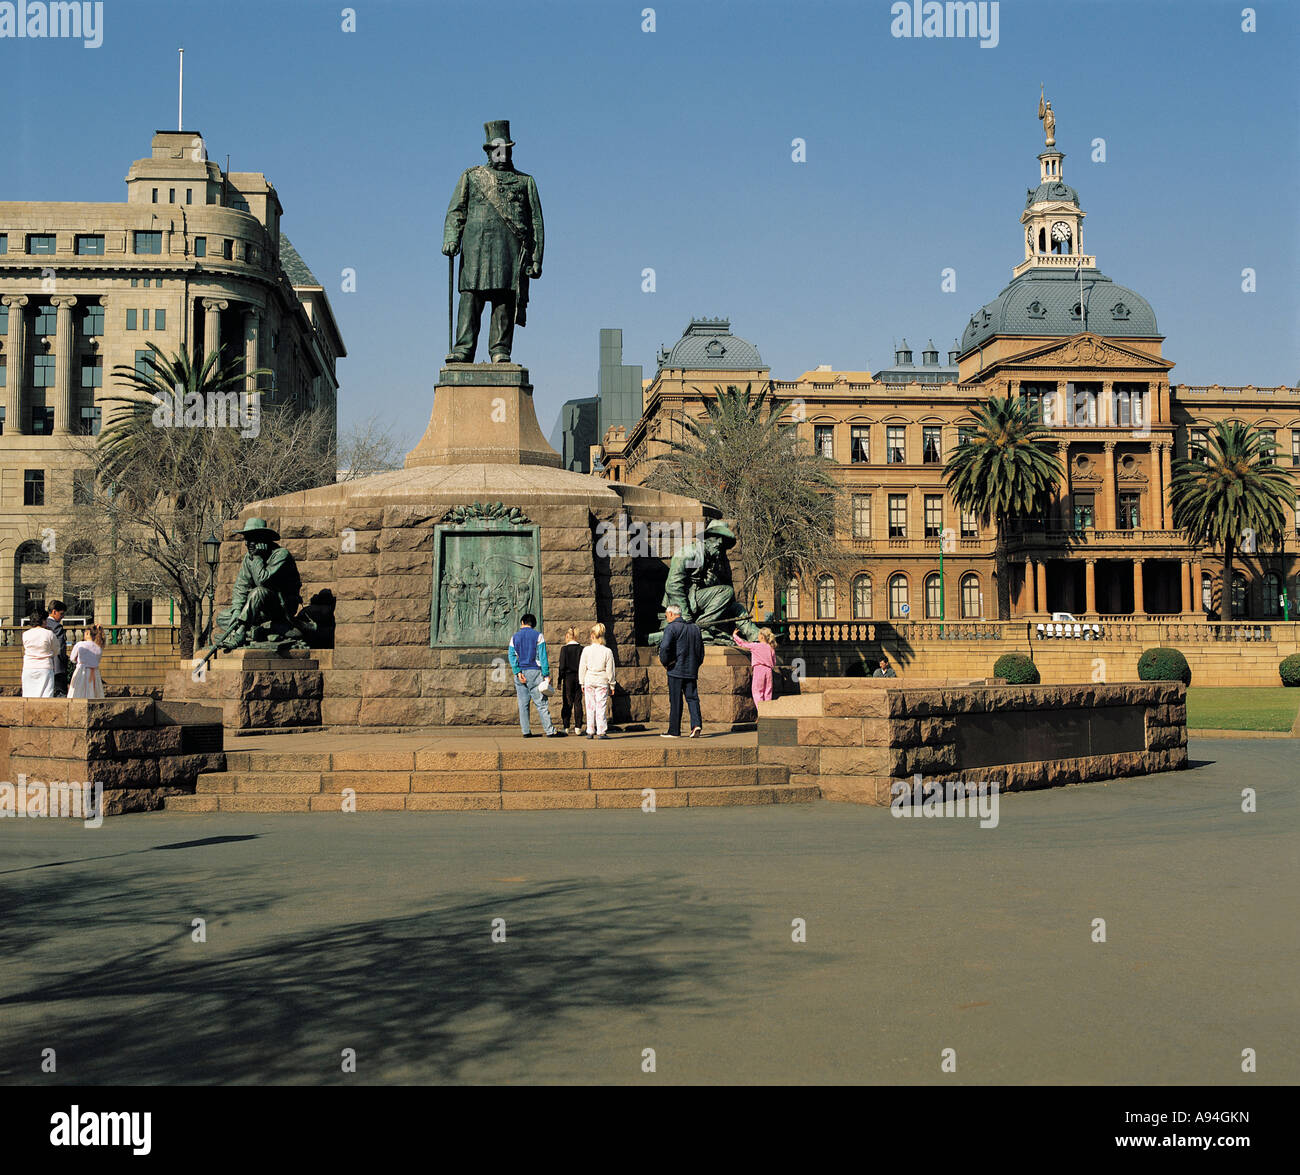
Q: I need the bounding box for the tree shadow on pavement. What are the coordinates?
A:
[0,868,764,1084]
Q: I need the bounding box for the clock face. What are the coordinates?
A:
[1051,221,1072,243]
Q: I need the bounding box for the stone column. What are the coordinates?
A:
[2,295,28,434]
[1151,441,1165,529]
[51,295,78,434]
[1161,442,1173,529]
[1101,379,1114,427]
[1036,560,1048,614]
[243,307,261,397]
[1191,558,1203,614]
[1180,560,1191,614]
[1085,559,1097,615]
[202,298,227,363]
[1133,558,1145,616]
[1102,441,1117,530]
[1057,441,1070,528]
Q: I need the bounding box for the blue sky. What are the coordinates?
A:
[4,0,1297,445]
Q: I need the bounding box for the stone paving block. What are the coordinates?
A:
[502,791,597,809]
[407,793,502,811]
[414,748,500,772]
[330,750,415,772]
[590,767,678,790]
[500,769,589,791]
[410,771,501,793]
[595,788,688,808]
[321,771,411,794]
[686,786,778,806]
[219,794,311,812]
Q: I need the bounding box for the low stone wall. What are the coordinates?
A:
[0,646,185,693]
[0,697,226,816]
[757,680,1187,805]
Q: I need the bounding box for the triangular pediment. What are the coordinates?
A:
[1001,333,1173,373]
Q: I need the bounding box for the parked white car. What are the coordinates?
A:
[1037,612,1102,639]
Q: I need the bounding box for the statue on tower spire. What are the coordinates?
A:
[1038,84,1056,148]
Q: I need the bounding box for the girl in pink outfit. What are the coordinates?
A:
[734,628,778,703]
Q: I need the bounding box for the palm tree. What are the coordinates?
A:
[944,395,1062,619]
[1169,419,1292,621]
[644,383,839,613]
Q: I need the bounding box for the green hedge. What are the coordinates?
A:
[1280,654,1300,687]
[993,652,1039,685]
[1137,647,1192,685]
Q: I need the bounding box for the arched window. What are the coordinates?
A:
[64,541,96,621]
[961,573,981,619]
[14,540,50,619]
[851,574,872,619]
[888,573,909,619]
[1231,572,1248,617]
[785,578,800,621]
[1262,572,1282,618]
[816,574,836,620]
[924,573,942,619]
[1201,572,1213,613]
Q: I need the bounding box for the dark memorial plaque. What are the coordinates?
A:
[430,503,541,649]
[956,705,1146,769]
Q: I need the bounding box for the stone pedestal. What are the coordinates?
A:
[645,646,756,730]
[406,365,561,469]
[165,648,323,731]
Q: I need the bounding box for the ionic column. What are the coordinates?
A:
[2,295,28,434]
[1180,560,1191,614]
[1085,559,1097,615]
[1133,558,1145,616]
[51,295,78,434]
[1191,559,1203,613]
[1101,379,1114,427]
[202,298,228,363]
[1161,442,1173,529]
[1036,560,1048,613]
[242,307,261,398]
[1057,441,1070,528]
[1102,441,1117,530]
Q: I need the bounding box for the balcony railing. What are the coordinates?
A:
[779,620,1298,645]
[1006,527,1195,548]
[0,624,179,648]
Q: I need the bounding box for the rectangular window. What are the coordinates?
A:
[34,303,56,335]
[194,236,207,258]
[169,188,176,203]
[0,404,5,431]
[1118,493,1140,530]
[79,405,102,436]
[151,188,158,203]
[30,406,55,433]
[27,233,57,255]
[922,426,942,464]
[73,469,95,505]
[887,426,906,464]
[0,233,7,253]
[850,426,869,463]
[82,304,104,336]
[186,188,193,205]
[24,469,45,507]
[133,230,162,254]
[223,239,234,260]
[813,425,834,459]
[1259,429,1276,465]
[1073,493,1095,531]
[0,357,6,389]
[141,309,150,331]
[135,349,153,376]
[1067,382,1099,426]
[126,309,137,330]
[128,596,154,625]
[33,355,55,387]
[130,277,138,287]
[1113,383,1146,427]
[961,509,978,539]
[0,304,7,334]
[154,277,163,288]
[924,494,943,538]
[1019,382,1055,424]
[1292,433,1300,467]
[75,234,105,256]
[888,494,907,539]
[851,494,872,540]
[154,308,166,331]
[81,356,103,388]
[1189,428,1209,462]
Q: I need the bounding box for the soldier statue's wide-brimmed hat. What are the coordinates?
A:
[703,521,737,546]
[230,517,280,541]
[482,119,515,149]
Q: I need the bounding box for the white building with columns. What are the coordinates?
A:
[0,129,345,625]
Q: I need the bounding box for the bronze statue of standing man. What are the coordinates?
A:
[442,120,544,364]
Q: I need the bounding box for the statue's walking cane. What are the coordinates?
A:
[447,252,454,355]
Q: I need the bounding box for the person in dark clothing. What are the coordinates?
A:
[556,626,585,735]
[45,599,69,697]
[658,604,705,738]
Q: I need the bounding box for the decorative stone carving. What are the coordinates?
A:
[442,501,532,526]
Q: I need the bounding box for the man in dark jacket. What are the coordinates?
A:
[45,599,69,696]
[658,604,705,738]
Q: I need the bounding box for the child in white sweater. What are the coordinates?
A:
[577,623,617,739]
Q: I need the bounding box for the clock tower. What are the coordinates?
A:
[1017,145,1090,275]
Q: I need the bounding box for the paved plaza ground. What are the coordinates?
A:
[1,737,1294,1085]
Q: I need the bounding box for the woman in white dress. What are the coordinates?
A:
[67,624,107,699]
[21,609,58,697]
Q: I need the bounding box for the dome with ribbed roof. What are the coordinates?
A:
[657,318,765,370]
[960,267,1159,353]
[1025,179,1079,207]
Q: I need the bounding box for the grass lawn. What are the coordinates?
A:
[1185,687,1300,732]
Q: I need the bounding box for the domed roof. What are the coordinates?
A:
[960,267,1159,353]
[1026,179,1079,207]
[659,318,765,370]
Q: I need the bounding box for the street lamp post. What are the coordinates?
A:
[201,529,221,644]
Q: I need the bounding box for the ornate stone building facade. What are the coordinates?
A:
[594,135,1298,623]
[0,130,345,623]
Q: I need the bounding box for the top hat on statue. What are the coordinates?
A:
[482,120,515,149]
[230,517,280,542]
